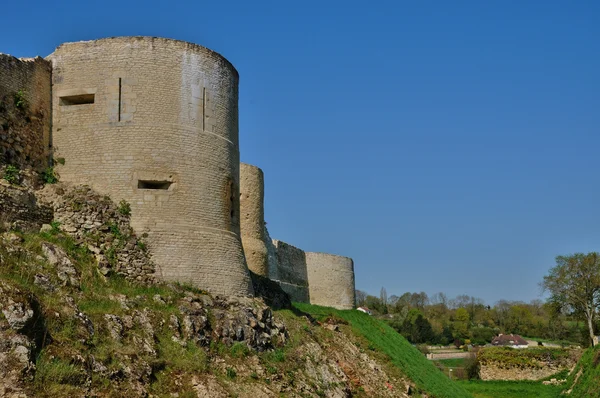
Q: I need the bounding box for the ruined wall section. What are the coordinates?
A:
[0,55,51,170]
[47,37,252,296]
[271,240,309,303]
[305,252,355,310]
[240,163,268,276]
[264,226,279,281]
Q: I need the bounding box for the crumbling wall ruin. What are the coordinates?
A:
[0,54,51,170]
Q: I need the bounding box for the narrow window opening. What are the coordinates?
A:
[138,180,172,190]
[202,87,206,131]
[118,78,122,122]
[229,180,235,221]
[60,94,95,106]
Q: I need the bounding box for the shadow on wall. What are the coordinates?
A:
[270,240,310,303]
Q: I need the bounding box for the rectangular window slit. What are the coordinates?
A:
[202,87,206,131]
[59,94,95,106]
[118,77,122,122]
[138,180,172,190]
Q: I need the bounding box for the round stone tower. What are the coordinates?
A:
[47,37,253,296]
[305,252,355,310]
[239,163,269,276]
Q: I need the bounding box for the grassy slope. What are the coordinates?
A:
[294,302,472,398]
[565,345,600,397]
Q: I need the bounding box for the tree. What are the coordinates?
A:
[355,290,367,307]
[380,287,388,313]
[542,252,600,346]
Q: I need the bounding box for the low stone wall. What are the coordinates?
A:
[271,239,309,303]
[479,364,566,381]
[427,352,472,360]
[477,347,581,381]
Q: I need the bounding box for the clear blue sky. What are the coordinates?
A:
[3,1,599,305]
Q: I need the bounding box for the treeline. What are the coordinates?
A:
[356,289,590,347]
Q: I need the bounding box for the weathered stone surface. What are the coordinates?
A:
[41,242,79,287]
[38,184,156,284]
[240,163,269,276]
[0,183,52,232]
[0,54,51,171]
[271,239,310,303]
[305,252,356,310]
[47,37,253,297]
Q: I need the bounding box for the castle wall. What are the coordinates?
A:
[239,163,268,276]
[264,226,280,280]
[272,240,310,303]
[47,37,253,296]
[305,252,355,310]
[0,55,51,169]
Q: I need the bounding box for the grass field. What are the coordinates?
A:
[436,358,467,367]
[294,302,472,398]
[457,380,562,398]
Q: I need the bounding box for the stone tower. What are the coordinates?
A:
[239,163,269,276]
[305,252,355,310]
[47,37,253,296]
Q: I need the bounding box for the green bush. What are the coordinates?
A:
[3,165,19,184]
[14,90,27,110]
[42,167,59,184]
[117,200,131,216]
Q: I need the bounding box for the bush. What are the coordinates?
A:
[464,356,480,380]
[14,90,27,110]
[117,200,131,216]
[3,165,19,184]
[42,167,58,184]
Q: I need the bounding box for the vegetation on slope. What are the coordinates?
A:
[564,345,600,397]
[295,302,472,398]
[3,227,462,397]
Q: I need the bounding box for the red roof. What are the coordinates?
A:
[491,334,528,346]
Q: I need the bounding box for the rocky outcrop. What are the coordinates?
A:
[0,182,52,232]
[37,183,155,283]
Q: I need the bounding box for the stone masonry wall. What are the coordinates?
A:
[0,182,52,231]
[239,163,268,276]
[479,364,570,381]
[47,37,252,296]
[305,252,355,310]
[271,239,310,303]
[0,54,51,170]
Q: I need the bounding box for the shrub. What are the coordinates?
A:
[464,356,480,380]
[117,200,131,216]
[14,90,27,110]
[3,165,19,184]
[42,167,58,184]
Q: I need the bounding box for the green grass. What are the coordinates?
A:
[457,380,563,398]
[437,358,467,367]
[564,345,600,397]
[294,302,472,398]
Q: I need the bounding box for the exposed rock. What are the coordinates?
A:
[0,183,52,232]
[37,184,156,284]
[40,242,79,287]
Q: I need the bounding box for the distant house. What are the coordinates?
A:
[357,307,372,315]
[491,334,529,349]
